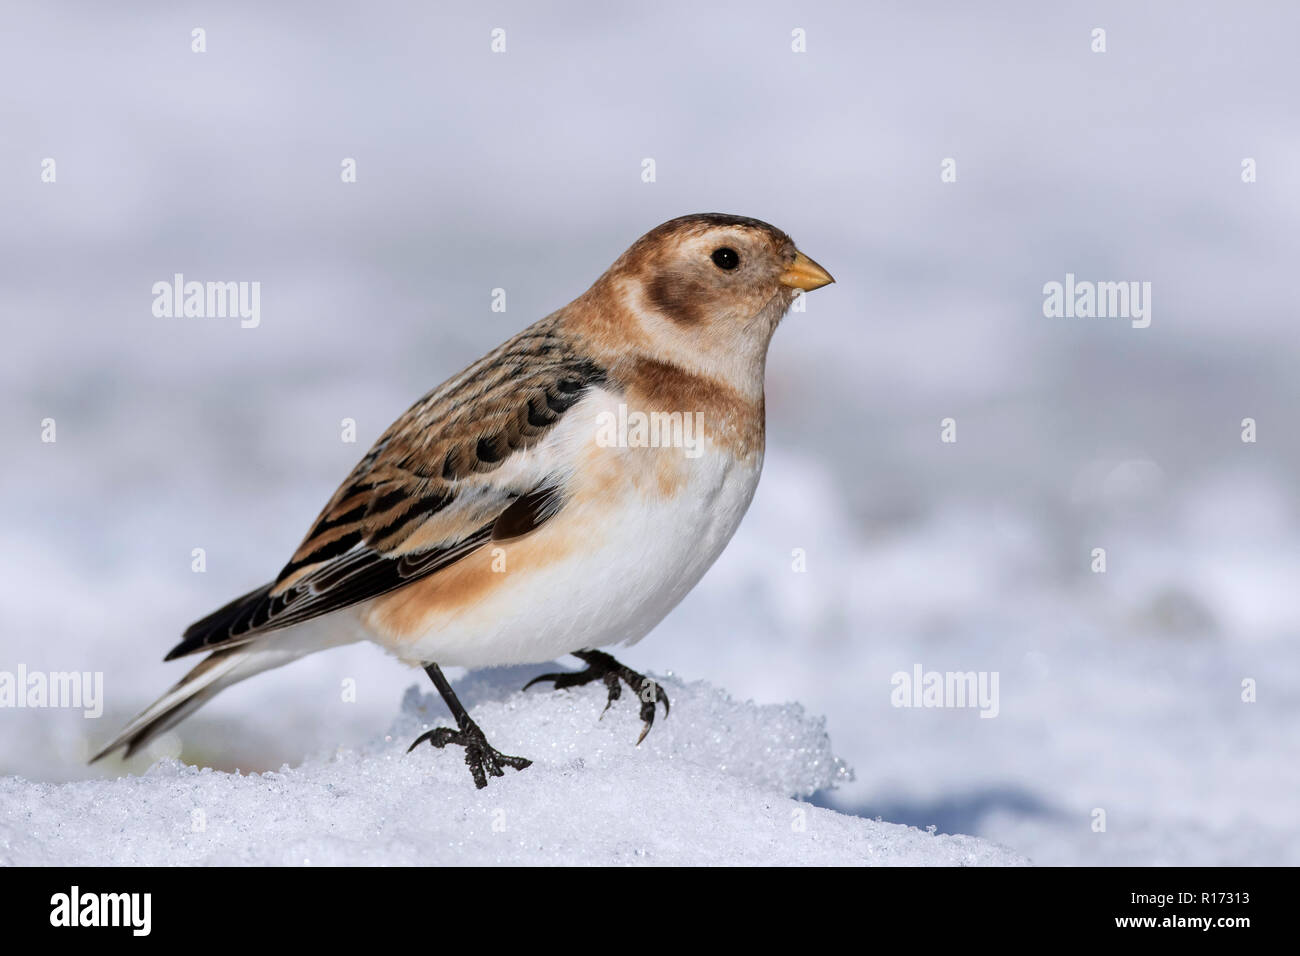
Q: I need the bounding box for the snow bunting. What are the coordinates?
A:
[93,213,834,787]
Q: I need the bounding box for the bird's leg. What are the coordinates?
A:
[524,649,669,745]
[407,663,531,789]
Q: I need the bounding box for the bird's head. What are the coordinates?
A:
[577,213,834,390]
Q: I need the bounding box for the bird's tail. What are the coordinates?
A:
[89,641,297,763]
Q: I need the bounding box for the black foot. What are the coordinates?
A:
[524,649,669,745]
[407,717,531,790]
[410,663,530,789]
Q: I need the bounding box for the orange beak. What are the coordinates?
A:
[779,250,835,291]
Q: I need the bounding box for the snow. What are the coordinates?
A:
[3,1,1299,867]
[0,675,1025,866]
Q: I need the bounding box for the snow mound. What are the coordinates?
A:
[0,673,1025,865]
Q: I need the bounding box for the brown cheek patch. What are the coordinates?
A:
[645,272,706,325]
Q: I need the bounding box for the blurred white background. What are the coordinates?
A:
[2,1,1298,864]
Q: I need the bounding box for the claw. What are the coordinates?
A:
[407,718,531,789]
[525,650,669,744]
[634,678,669,745]
[406,726,456,753]
[523,671,570,691]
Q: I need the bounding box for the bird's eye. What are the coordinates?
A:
[711,247,740,270]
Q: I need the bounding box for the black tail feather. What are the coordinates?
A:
[164,583,273,661]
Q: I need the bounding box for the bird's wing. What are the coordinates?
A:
[165,323,606,661]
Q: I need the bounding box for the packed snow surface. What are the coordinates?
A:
[0,675,1024,866]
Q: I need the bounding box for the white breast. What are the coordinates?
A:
[376,388,764,668]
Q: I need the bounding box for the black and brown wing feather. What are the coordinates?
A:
[165,317,605,661]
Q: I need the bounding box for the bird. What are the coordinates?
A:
[91,213,834,788]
